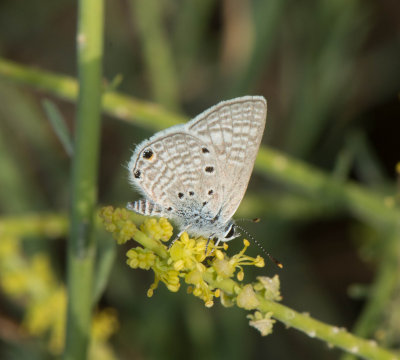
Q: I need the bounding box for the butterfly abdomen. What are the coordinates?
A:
[127,199,164,216]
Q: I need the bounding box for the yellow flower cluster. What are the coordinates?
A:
[92,308,119,342]
[212,239,265,282]
[0,233,119,358]
[126,248,156,270]
[25,286,66,353]
[0,237,53,297]
[169,233,218,306]
[140,217,173,242]
[100,206,138,244]
[100,207,269,309]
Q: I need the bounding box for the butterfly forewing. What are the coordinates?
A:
[186,96,267,220]
[129,131,224,216]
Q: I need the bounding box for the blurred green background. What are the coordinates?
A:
[0,0,399,359]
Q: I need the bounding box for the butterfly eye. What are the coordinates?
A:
[224,224,236,239]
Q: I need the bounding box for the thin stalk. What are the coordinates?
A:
[173,0,216,83]
[0,58,186,130]
[64,0,104,358]
[255,148,400,229]
[254,298,399,360]
[227,0,286,96]
[0,213,67,238]
[341,230,400,360]
[129,0,180,111]
[0,83,49,211]
[0,59,398,230]
[116,221,399,360]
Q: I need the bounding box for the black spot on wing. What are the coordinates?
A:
[143,149,154,159]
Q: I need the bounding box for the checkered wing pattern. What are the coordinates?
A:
[128,131,223,216]
[186,96,267,221]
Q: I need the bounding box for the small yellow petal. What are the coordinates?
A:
[215,250,224,260]
[180,232,189,242]
[174,259,185,271]
[237,270,244,281]
[205,300,214,308]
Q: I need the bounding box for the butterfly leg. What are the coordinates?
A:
[205,235,218,256]
[167,226,190,250]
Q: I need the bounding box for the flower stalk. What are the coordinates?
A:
[64,0,105,358]
[100,207,399,360]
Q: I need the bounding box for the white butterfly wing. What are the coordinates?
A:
[128,128,224,216]
[186,96,267,221]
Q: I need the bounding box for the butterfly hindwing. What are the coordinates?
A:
[186,96,267,220]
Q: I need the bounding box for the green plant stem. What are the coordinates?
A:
[42,99,74,156]
[1,59,399,356]
[1,59,399,226]
[346,230,400,343]
[0,190,341,240]
[283,1,368,157]
[129,0,180,111]
[64,0,104,358]
[205,277,399,360]
[0,58,398,229]
[255,148,400,229]
[0,83,50,212]
[173,0,216,83]
[253,298,398,360]
[128,226,398,360]
[0,213,67,238]
[228,0,286,96]
[0,58,186,130]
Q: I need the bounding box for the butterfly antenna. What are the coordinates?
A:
[236,218,261,223]
[235,224,283,269]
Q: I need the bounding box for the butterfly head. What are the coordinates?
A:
[222,222,240,242]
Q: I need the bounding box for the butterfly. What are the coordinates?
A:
[127,96,267,245]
